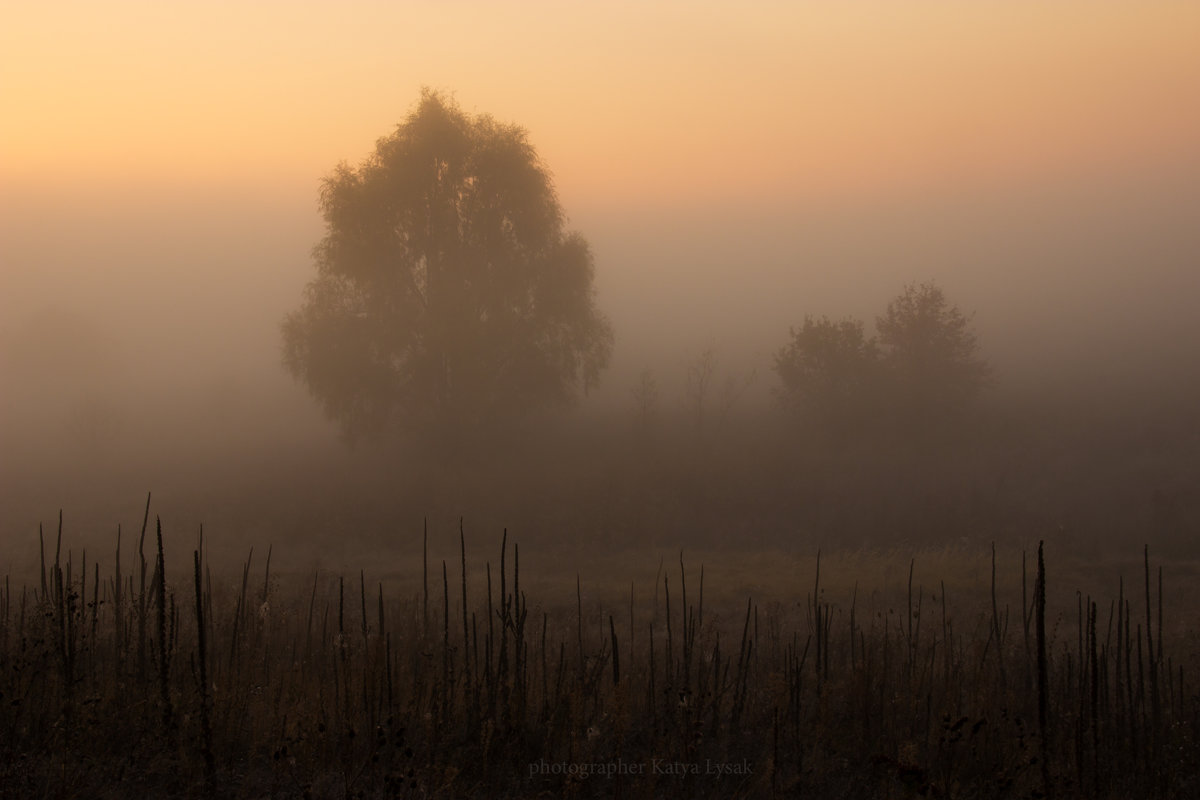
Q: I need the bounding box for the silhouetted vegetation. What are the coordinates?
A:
[774,316,879,435]
[877,282,989,423]
[775,282,988,435]
[2,508,1197,798]
[282,90,613,450]
[3,76,1198,800]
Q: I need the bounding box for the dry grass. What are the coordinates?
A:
[1,500,1197,798]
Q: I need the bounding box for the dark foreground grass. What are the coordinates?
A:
[1,499,1197,798]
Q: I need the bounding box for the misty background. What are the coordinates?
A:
[3,166,1197,563]
[2,3,1199,573]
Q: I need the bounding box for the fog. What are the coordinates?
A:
[7,7,1200,796]
[586,167,1200,400]
[4,1,1200,575]
[2,147,1198,574]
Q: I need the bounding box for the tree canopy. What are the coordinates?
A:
[282,91,613,444]
[775,282,987,431]
[876,282,989,421]
[774,316,879,432]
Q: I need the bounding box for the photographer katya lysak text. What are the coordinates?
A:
[528,758,753,779]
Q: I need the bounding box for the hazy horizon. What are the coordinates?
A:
[3,2,1199,550]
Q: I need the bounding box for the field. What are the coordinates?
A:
[2,495,1197,799]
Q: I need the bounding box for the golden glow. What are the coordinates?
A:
[2,2,1198,204]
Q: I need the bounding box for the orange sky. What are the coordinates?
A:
[3,2,1199,207]
[2,1,1200,473]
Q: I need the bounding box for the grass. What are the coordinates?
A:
[1,497,1197,798]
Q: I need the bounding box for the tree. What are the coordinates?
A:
[682,346,756,436]
[876,282,988,421]
[684,346,718,434]
[773,316,879,432]
[774,283,987,432]
[630,369,659,432]
[282,91,613,444]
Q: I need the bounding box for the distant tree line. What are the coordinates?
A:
[773,282,989,435]
[282,91,988,451]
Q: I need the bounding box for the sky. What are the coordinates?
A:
[5,3,1199,198]
[2,1,1200,447]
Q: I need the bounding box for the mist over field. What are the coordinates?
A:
[4,5,1200,797]
[2,162,1198,573]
